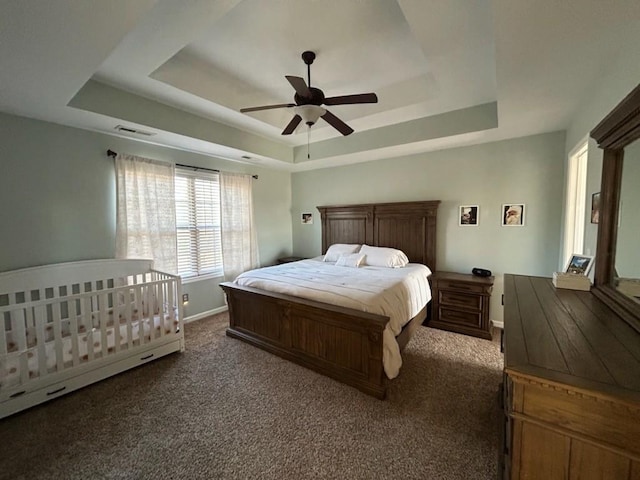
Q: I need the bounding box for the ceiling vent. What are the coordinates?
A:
[114,125,156,137]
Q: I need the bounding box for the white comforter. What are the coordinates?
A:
[233,258,432,379]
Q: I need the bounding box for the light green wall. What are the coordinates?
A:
[564,44,640,265]
[0,111,292,318]
[291,132,566,324]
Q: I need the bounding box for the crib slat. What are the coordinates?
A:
[128,276,135,346]
[147,280,154,341]
[11,304,29,385]
[111,286,122,353]
[100,290,110,356]
[69,295,80,367]
[128,284,138,349]
[83,296,94,363]
[34,304,47,377]
[89,280,98,321]
[23,305,40,380]
[169,278,177,334]
[157,278,165,338]
[123,289,133,349]
[139,284,146,345]
[0,314,7,357]
[52,299,64,372]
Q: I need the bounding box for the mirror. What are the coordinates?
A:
[591,83,640,333]
[614,139,640,304]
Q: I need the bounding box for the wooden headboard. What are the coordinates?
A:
[317,200,440,271]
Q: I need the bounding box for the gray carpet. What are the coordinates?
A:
[0,314,504,480]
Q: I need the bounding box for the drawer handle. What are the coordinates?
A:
[10,390,26,398]
[47,386,66,396]
[140,353,154,360]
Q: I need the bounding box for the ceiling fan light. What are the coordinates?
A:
[294,105,326,126]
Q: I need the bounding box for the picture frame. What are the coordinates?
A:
[502,204,525,226]
[301,213,313,224]
[591,192,600,224]
[564,253,594,276]
[459,205,479,226]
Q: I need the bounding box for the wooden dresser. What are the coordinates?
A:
[430,271,494,339]
[502,274,640,480]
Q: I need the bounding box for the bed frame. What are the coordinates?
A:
[221,200,440,398]
[0,259,184,418]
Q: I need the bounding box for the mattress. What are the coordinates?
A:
[232,257,433,379]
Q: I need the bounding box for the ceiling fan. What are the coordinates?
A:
[240,51,378,136]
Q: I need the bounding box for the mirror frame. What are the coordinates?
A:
[590,83,640,333]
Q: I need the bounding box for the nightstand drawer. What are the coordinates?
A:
[439,290,482,310]
[438,279,489,294]
[438,307,482,328]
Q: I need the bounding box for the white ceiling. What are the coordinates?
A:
[1,0,639,171]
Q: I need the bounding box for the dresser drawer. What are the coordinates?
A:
[439,290,482,310]
[438,279,489,295]
[438,307,482,328]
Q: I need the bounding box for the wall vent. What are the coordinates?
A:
[114,125,156,137]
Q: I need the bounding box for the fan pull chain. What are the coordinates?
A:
[307,126,310,159]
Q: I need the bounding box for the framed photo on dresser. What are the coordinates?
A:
[565,254,594,276]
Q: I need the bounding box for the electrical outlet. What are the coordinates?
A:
[182,293,189,303]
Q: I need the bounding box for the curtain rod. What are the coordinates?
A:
[106,149,258,179]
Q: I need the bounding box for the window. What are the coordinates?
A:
[562,140,588,268]
[175,169,223,279]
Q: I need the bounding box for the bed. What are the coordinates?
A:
[0,259,184,418]
[220,200,439,398]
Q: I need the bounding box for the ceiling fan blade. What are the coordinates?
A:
[240,103,295,113]
[321,110,354,136]
[282,114,302,135]
[285,75,312,98]
[324,93,378,106]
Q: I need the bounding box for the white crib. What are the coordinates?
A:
[0,259,184,419]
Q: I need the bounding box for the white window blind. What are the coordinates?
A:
[175,169,223,279]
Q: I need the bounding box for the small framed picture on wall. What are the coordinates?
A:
[459,205,479,226]
[591,192,600,224]
[301,213,313,224]
[502,204,525,226]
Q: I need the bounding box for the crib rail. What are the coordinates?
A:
[0,269,182,392]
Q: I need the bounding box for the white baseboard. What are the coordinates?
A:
[491,319,504,329]
[184,306,228,324]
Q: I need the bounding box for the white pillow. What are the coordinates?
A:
[360,244,409,268]
[323,244,361,262]
[335,253,365,268]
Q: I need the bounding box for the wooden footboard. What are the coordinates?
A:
[220,282,390,398]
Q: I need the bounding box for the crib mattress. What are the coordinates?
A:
[0,314,179,390]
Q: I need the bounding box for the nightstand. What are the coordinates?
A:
[430,271,494,340]
[276,256,306,264]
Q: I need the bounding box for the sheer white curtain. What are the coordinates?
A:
[220,172,259,281]
[115,154,177,273]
